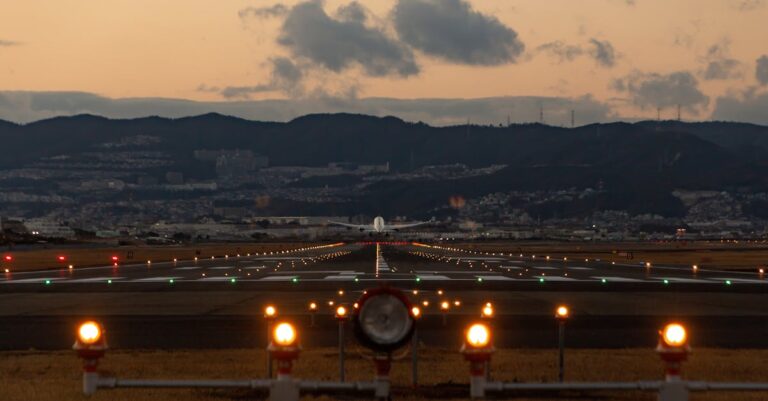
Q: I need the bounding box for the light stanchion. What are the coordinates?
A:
[335,305,349,382]
[440,301,450,326]
[264,305,277,378]
[411,306,421,387]
[461,323,494,399]
[308,302,318,327]
[555,305,570,382]
[73,321,107,396]
[480,303,494,380]
[656,322,691,401]
[268,322,301,401]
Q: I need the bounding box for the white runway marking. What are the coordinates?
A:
[208,266,235,270]
[243,266,266,270]
[175,266,201,270]
[416,275,450,280]
[711,277,767,284]
[2,277,65,284]
[476,275,515,281]
[532,266,558,270]
[259,276,295,281]
[566,266,593,270]
[654,277,713,283]
[197,276,237,281]
[131,276,181,282]
[67,277,125,283]
[536,276,578,281]
[592,276,644,282]
[500,265,522,270]
[323,275,357,281]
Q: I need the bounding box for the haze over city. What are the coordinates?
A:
[2,0,768,124]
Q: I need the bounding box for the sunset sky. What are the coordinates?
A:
[1,0,767,125]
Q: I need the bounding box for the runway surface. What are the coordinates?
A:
[1,242,766,349]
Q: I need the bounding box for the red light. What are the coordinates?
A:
[111,256,119,261]
[57,255,66,262]
[3,255,11,262]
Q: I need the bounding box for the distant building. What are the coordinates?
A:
[165,172,184,185]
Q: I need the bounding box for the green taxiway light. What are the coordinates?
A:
[663,279,670,285]
[292,277,298,283]
[230,278,236,283]
[354,277,359,282]
[477,277,483,282]
[169,279,174,284]
[601,278,607,284]
[726,280,732,285]
[539,277,545,283]
[416,277,421,282]
[107,279,112,284]
[44,279,51,285]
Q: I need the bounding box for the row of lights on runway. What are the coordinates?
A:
[0,242,346,274]
[409,244,767,283]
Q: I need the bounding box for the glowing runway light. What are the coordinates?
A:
[556,305,569,319]
[77,321,103,345]
[481,305,494,318]
[411,306,421,318]
[661,323,687,347]
[265,305,277,318]
[273,322,297,346]
[466,323,491,348]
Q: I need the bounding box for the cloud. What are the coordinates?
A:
[392,0,525,65]
[712,88,768,124]
[238,4,289,19]
[612,71,709,113]
[756,55,768,85]
[0,40,20,47]
[730,0,764,11]
[536,41,583,63]
[276,1,418,77]
[588,38,616,68]
[0,91,615,126]
[217,57,306,99]
[700,40,742,80]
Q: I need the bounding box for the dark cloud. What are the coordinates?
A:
[588,38,616,68]
[276,1,418,77]
[730,0,764,11]
[336,1,367,24]
[392,0,525,65]
[218,57,305,99]
[0,40,20,47]
[612,71,709,113]
[699,41,742,80]
[536,41,583,63]
[238,4,289,19]
[756,55,768,85]
[0,91,614,126]
[712,89,768,124]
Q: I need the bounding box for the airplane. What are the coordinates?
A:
[328,216,431,233]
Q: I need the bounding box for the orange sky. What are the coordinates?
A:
[1,0,766,120]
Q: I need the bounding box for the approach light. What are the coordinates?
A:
[309,302,317,311]
[411,306,421,319]
[556,305,569,320]
[335,305,348,319]
[77,321,103,345]
[454,300,461,307]
[272,322,297,347]
[465,323,491,348]
[265,305,277,319]
[661,323,688,347]
[440,301,450,311]
[353,287,414,352]
[482,305,494,318]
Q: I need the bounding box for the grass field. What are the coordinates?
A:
[2,347,766,401]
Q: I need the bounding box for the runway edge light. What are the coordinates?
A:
[656,322,691,381]
[460,322,494,399]
[73,321,108,396]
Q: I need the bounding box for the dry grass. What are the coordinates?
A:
[1,347,766,401]
[1,242,315,272]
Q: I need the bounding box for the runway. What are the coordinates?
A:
[0,242,766,350]
[1,242,766,291]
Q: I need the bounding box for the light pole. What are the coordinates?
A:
[555,305,570,382]
[335,305,349,382]
[264,305,277,378]
[411,306,421,387]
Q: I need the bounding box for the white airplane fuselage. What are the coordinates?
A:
[373,216,386,233]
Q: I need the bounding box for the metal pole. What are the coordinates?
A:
[266,321,273,379]
[411,327,418,387]
[558,321,565,382]
[310,313,315,328]
[339,320,345,382]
